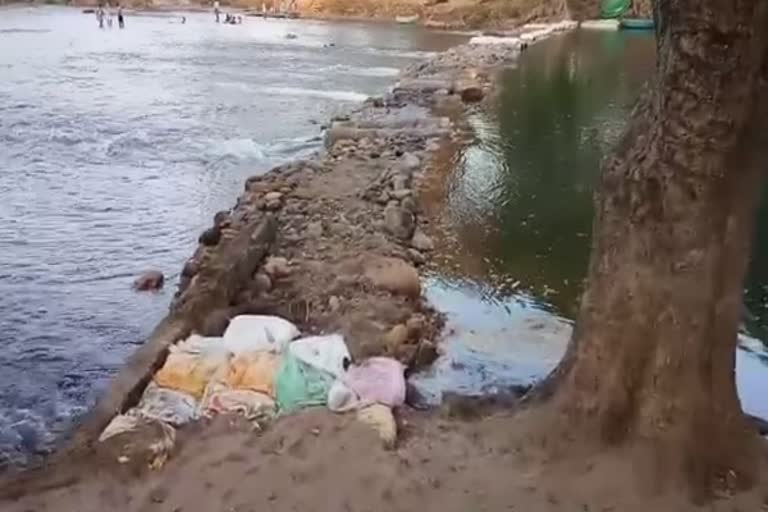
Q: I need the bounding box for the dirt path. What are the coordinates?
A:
[5,407,768,511]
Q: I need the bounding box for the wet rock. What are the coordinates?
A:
[213,210,231,227]
[406,314,426,339]
[405,382,430,410]
[252,272,273,294]
[199,225,222,246]
[363,256,421,298]
[407,248,426,265]
[384,324,409,352]
[264,256,291,278]
[384,204,415,241]
[460,86,484,103]
[376,191,390,205]
[265,199,282,211]
[410,231,434,252]
[413,340,439,367]
[133,270,165,291]
[181,258,199,278]
[307,221,324,238]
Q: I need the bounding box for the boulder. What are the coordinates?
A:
[252,272,273,294]
[384,204,415,241]
[407,248,426,265]
[383,324,409,352]
[406,314,426,339]
[401,152,421,170]
[199,225,222,246]
[133,270,165,292]
[363,257,421,298]
[410,230,434,252]
[264,191,283,202]
[263,256,291,278]
[460,86,484,103]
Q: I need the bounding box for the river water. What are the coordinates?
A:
[415,30,768,421]
[0,6,466,466]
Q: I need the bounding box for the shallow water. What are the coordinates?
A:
[0,6,466,465]
[414,30,768,420]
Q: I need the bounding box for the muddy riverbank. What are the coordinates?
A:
[0,21,577,502]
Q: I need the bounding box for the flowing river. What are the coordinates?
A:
[0,6,466,466]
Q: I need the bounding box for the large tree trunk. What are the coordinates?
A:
[542,0,768,499]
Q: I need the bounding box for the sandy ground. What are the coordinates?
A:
[3,406,768,512]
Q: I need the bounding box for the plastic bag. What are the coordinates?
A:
[99,414,141,442]
[173,334,228,355]
[154,350,229,400]
[289,334,350,377]
[222,315,299,354]
[200,384,276,420]
[343,357,406,408]
[134,383,199,426]
[224,351,281,396]
[327,379,361,412]
[357,404,397,448]
[275,351,334,413]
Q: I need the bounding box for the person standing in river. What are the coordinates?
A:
[96,5,105,28]
[117,4,124,29]
[213,0,221,22]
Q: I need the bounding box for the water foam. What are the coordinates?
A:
[259,86,368,102]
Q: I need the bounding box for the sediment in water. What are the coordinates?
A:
[0,20,577,495]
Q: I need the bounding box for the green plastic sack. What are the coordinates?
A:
[600,0,630,18]
[274,352,334,413]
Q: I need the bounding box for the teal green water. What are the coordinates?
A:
[415,30,768,418]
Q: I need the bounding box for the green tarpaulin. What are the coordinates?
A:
[600,0,630,18]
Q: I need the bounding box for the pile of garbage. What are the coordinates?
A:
[99,315,406,459]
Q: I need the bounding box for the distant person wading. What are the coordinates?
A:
[117,5,125,29]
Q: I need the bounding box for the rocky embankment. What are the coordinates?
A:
[0,21,576,502]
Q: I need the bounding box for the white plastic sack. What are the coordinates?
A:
[134,383,199,426]
[327,379,362,413]
[289,334,350,377]
[173,334,228,355]
[222,315,300,354]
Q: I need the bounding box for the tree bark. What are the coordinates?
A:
[543,0,768,498]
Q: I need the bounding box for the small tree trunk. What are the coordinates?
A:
[543,0,768,498]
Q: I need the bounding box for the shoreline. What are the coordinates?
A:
[0,19,577,501]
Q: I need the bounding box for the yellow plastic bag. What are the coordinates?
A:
[357,404,397,449]
[154,352,229,400]
[224,352,281,396]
